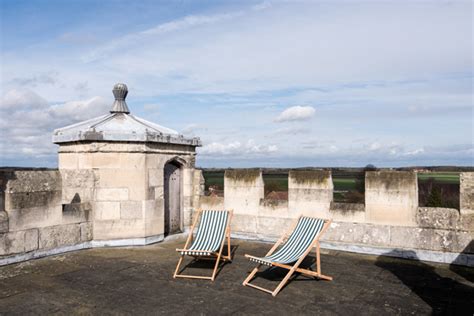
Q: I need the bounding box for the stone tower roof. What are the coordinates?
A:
[53,83,201,146]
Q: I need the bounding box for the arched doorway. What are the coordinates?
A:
[164,160,182,236]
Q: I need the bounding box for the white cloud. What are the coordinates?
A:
[182,123,206,136]
[199,139,278,156]
[0,89,108,162]
[0,89,48,110]
[274,106,315,123]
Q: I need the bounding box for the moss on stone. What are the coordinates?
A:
[289,170,330,184]
[225,169,261,183]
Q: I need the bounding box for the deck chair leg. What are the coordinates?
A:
[211,254,222,281]
[173,255,184,278]
[243,266,261,285]
[272,268,297,297]
[316,242,321,275]
[226,233,232,261]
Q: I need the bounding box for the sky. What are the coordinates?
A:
[0,0,472,168]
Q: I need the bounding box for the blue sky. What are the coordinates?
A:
[1,0,472,168]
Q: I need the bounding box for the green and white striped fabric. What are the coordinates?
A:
[181,210,229,256]
[249,217,325,266]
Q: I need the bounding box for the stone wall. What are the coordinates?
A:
[0,170,92,260]
[196,169,474,266]
[58,142,197,242]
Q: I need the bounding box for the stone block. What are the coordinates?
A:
[0,211,8,233]
[148,169,163,187]
[224,169,263,188]
[143,199,162,219]
[121,201,143,219]
[199,196,224,210]
[93,219,146,240]
[61,169,95,189]
[7,205,62,231]
[145,217,164,236]
[460,172,474,215]
[321,221,362,243]
[390,226,431,250]
[5,170,62,193]
[259,199,290,218]
[257,216,291,239]
[0,230,25,255]
[24,229,39,252]
[416,207,460,230]
[458,214,474,232]
[365,171,418,226]
[95,201,121,220]
[330,203,366,223]
[80,222,93,241]
[38,224,81,250]
[5,190,62,210]
[230,214,258,235]
[58,153,78,169]
[288,170,333,190]
[95,188,129,201]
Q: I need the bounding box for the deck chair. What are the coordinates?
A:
[173,209,233,281]
[243,216,332,296]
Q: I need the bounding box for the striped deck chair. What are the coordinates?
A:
[243,216,332,296]
[173,209,233,281]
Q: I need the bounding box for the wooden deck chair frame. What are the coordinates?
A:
[243,216,332,296]
[173,208,233,281]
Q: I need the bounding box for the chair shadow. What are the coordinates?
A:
[177,244,239,278]
[252,256,319,282]
[375,250,474,315]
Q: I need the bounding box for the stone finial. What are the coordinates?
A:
[110,83,130,114]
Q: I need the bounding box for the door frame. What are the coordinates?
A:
[163,157,185,236]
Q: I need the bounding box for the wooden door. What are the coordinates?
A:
[164,162,181,235]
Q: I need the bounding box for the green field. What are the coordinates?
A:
[417,172,460,184]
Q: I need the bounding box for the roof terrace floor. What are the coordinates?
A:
[0,238,472,315]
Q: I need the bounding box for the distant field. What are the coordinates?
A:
[203,171,461,190]
[417,172,460,184]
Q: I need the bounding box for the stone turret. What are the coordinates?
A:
[53,83,201,245]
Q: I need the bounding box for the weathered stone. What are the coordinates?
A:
[0,211,8,233]
[225,170,264,215]
[24,228,39,252]
[95,188,129,201]
[5,190,62,210]
[61,169,95,189]
[288,170,332,219]
[460,172,474,215]
[416,207,460,230]
[80,222,93,242]
[0,231,25,255]
[458,214,474,232]
[230,214,258,236]
[62,202,91,224]
[7,205,62,231]
[321,221,360,243]
[330,202,366,223]
[94,202,121,220]
[4,170,61,193]
[120,201,143,219]
[257,216,291,239]
[38,224,81,250]
[199,196,224,210]
[93,219,145,240]
[390,226,431,250]
[365,171,418,226]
